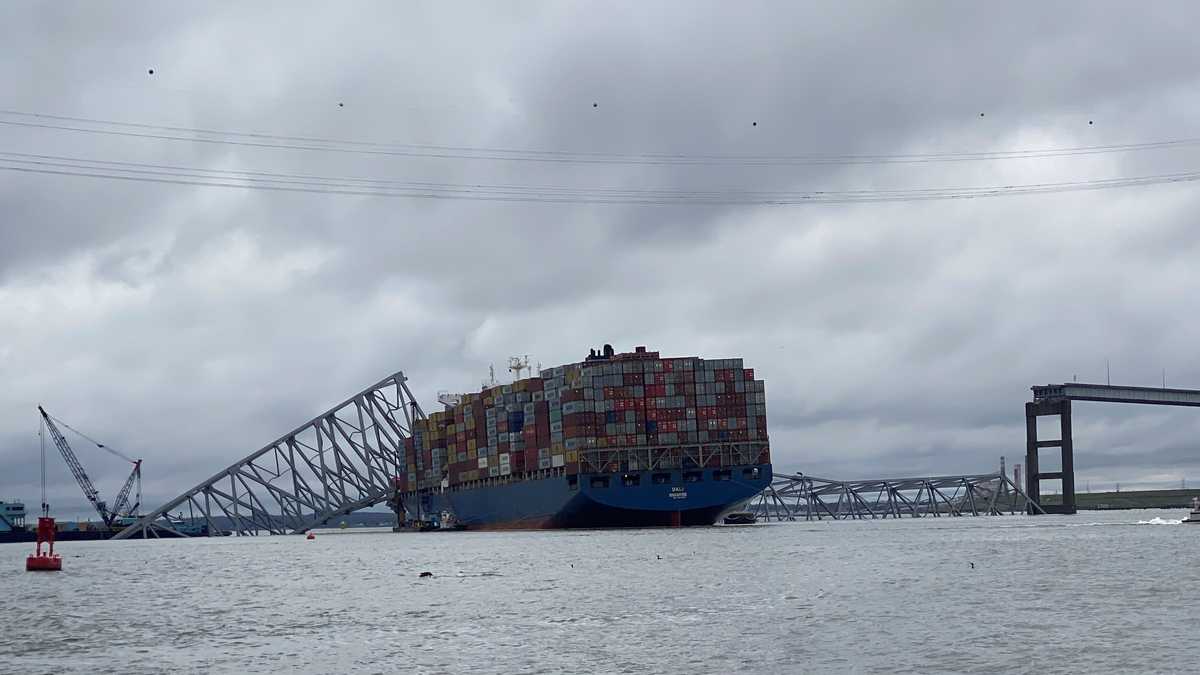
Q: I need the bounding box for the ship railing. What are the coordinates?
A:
[578,441,768,474]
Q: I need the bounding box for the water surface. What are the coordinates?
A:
[2,509,1197,673]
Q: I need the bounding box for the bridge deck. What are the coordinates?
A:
[1033,383,1200,407]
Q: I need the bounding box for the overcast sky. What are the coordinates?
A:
[4,2,1200,518]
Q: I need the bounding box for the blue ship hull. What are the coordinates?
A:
[415,463,772,530]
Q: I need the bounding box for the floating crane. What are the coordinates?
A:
[37,406,141,528]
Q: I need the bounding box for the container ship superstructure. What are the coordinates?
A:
[390,346,772,529]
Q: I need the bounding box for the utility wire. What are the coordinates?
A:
[3,151,1199,205]
[2,109,1200,166]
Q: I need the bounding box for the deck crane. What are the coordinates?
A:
[37,406,141,528]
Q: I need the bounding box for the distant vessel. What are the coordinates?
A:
[0,500,222,542]
[1,498,30,543]
[389,345,772,530]
[1185,497,1200,524]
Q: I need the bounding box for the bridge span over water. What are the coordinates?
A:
[1026,382,1200,515]
[114,373,1196,537]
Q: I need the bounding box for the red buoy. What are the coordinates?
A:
[306,532,315,540]
[26,517,62,572]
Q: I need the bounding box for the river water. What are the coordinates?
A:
[2,509,1197,674]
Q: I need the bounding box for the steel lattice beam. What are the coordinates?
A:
[113,371,424,539]
[750,470,1045,521]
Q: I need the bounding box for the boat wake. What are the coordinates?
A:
[1137,517,1182,525]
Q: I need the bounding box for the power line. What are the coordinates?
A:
[3,150,1200,205]
[2,109,1200,167]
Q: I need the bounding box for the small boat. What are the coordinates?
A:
[1184,497,1200,524]
[420,511,467,532]
[722,511,757,525]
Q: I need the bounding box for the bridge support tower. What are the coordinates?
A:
[1025,398,1075,514]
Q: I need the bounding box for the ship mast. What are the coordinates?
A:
[508,355,531,382]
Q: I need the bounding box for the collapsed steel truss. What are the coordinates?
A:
[751,470,1044,521]
[114,372,424,538]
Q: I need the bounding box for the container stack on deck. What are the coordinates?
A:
[400,346,769,494]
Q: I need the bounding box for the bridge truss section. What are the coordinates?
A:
[751,470,1044,521]
[114,372,425,539]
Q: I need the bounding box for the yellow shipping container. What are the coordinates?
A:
[467,438,476,451]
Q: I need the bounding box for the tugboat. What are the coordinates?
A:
[1184,497,1200,524]
[420,510,467,532]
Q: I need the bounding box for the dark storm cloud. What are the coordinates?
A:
[4,1,1200,511]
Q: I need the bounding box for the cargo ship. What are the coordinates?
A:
[389,346,772,529]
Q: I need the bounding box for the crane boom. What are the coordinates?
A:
[38,406,111,525]
[110,460,142,520]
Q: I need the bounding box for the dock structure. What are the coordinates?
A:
[1027,383,1200,515]
[751,469,1041,521]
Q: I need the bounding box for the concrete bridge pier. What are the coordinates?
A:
[1025,399,1076,514]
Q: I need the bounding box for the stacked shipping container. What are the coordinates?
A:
[399,346,769,494]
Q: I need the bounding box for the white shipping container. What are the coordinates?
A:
[552,454,565,468]
[478,456,489,469]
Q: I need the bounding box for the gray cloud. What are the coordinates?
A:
[4,2,1200,515]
